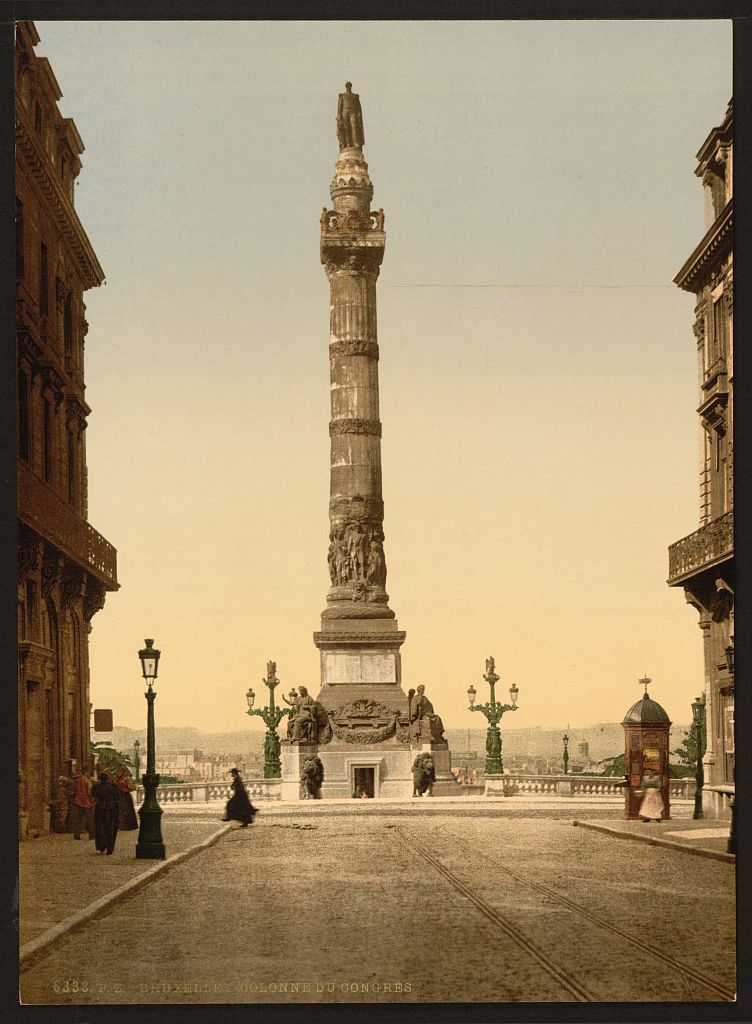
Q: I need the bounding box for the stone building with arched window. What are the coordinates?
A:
[16,21,119,836]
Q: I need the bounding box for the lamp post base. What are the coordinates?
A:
[136,808,166,859]
[136,772,166,859]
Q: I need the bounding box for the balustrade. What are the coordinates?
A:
[133,775,696,803]
[135,779,282,804]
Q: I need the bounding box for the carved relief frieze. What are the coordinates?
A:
[320,208,384,234]
[329,418,382,438]
[326,492,387,591]
[323,249,383,278]
[329,339,379,360]
[328,698,405,744]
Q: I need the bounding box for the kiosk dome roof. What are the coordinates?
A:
[623,694,670,725]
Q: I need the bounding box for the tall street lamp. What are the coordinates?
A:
[136,639,165,859]
[466,656,519,775]
[691,694,706,821]
[562,734,569,775]
[133,738,141,783]
[246,661,291,779]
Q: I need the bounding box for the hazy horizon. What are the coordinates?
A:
[36,19,731,732]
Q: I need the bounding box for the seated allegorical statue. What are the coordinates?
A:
[407,685,446,743]
[283,686,332,745]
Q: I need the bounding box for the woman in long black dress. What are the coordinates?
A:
[223,768,257,826]
[92,772,120,854]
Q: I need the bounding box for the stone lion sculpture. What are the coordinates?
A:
[412,753,435,797]
[301,756,324,799]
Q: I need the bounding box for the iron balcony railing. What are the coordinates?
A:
[668,510,733,585]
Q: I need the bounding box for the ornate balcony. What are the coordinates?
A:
[18,461,118,589]
[668,511,733,585]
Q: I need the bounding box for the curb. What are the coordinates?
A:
[572,820,735,863]
[20,823,234,970]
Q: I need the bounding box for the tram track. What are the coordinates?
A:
[393,826,596,1001]
[393,825,735,1003]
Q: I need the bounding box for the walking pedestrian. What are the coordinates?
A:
[222,768,257,827]
[638,770,665,822]
[92,772,120,854]
[54,775,72,833]
[71,765,95,840]
[115,766,138,830]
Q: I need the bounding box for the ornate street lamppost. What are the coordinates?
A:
[133,738,141,784]
[135,639,165,859]
[246,661,291,779]
[467,656,519,775]
[691,694,706,821]
[562,734,569,775]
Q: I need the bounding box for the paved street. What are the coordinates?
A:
[20,810,735,1006]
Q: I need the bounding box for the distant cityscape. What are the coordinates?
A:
[97,721,693,783]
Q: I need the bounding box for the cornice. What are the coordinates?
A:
[15,116,104,290]
[674,199,732,293]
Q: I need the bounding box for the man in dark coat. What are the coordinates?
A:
[92,772,120,854]
[223,768,257,827]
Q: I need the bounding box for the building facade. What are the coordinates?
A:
[16,21,118,835]
[668,101,733,820]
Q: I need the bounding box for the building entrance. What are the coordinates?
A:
[353,766,375,799]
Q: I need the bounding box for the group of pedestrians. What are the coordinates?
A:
[59,763,139,855]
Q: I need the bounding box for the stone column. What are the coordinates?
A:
[314,87,407,711]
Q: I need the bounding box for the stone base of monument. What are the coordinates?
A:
[280,740,462,800]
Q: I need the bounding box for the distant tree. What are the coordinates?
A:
[90,740,134,778]
[673,720,706,775]
[599,754,625,777]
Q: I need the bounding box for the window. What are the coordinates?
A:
[67,431,75,503]
[64,292,73,356]
[18,369,30,462]
[39,243,48,315]
[34,100,42,135]
[724,705,734,754]
[43,398,52,482]
[16,198,24,279]
[26,580,35,634]
[712,295,727,364]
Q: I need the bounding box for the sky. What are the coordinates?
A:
[35,19,732,735]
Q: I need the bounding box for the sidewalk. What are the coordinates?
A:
[19,818,231,955]
[573,817,734,863]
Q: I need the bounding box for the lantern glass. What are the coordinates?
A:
[725,642,734,674]
[467,685,477,706]
[691,697,704,724]
[288,688,298,702]
[246,688,255,709]
[509,683,519,706]
[138,639,160,682]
